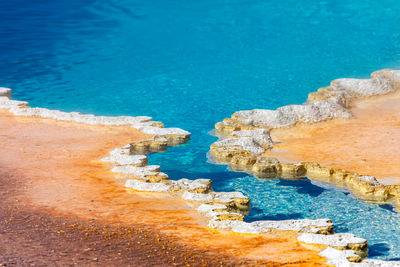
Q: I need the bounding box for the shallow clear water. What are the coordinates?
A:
[2,0,400,260]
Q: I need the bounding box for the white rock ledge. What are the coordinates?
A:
[0,97,28,108]
[230,129,274,148]
[13,68,394,266]
[170,178,211,193]
[125,179,170,192]
[102,140,391,266]
[212,137,265,155]
[197,204,228,213]
[319,247,361,266]
[319,247,400,266]
[140,126,190,137]
[0,87,11,97]
[182,191,214,202]
[210,69,400,266]
[0,88,191,146]
[208,218,333,234]
[111,165,161,174]
[298,233,367,248]
[102,154,147,166]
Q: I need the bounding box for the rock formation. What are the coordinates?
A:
[209,69,400,266]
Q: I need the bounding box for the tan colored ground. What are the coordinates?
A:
[266,92,400,185]
[0,110,327,266]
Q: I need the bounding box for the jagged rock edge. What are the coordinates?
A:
[209,69,400,265]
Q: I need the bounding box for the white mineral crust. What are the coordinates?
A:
[298,233,366,247]
[125,179,170,192]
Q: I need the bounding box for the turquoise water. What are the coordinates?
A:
[2,0,400,260]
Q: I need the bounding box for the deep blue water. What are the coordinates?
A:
[1,0,400,260]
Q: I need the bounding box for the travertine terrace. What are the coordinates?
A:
[211,69,400,203]
[0,88,329,265]
[2,79,400,265]
[210,69,400,266]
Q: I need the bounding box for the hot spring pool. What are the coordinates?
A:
[2,0,400,260]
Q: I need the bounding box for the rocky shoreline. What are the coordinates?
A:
[2,78,400,266]
[210,69,400,266]
[210,69,400,204]
[0,87,191,146]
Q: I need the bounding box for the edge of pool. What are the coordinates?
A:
[210,68,400,266]
[0,81,397,265]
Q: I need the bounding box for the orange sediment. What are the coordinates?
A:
[0,110,327,265]
[266,92,400,185]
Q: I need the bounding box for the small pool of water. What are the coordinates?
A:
[2,0,400,260]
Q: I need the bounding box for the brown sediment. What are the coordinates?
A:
[266,91,400,185]
[0,110,327,266]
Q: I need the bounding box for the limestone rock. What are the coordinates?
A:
[319,247,362,265]
[331,77,394,97]
[308,86,340,102]
[181,191,214,202]
[212,137,265,155]
[111,165,169,183]
[355,176,379,184]
[211,212,244,221]
[0,89,191,148]
[319,247,400,266]
[208,218,333,235]
[109,147,130,156]
[181,190,250,210]
[361,259,400,267]
[251,157,280,178]
[252,219,334,234]
[279,163,307,178]
[252,162,278,178]
[230,155,257,171]
[212,191,250,210]
[139,126,191,145]
[101,154,148,166]
[207,219,253,233]
[170,178,211,194]
[229,99,351,130]
[130,137,168,154]
[9,106,155,126]
[298,233,368,258]
[0,98,28,109]
[229,129,274,149]
[372,69,400,90]
[111,165,161,174]
[125,179,170,192]
[197,204,229,214]
[0,87,11,98]
[210,137,264,165]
